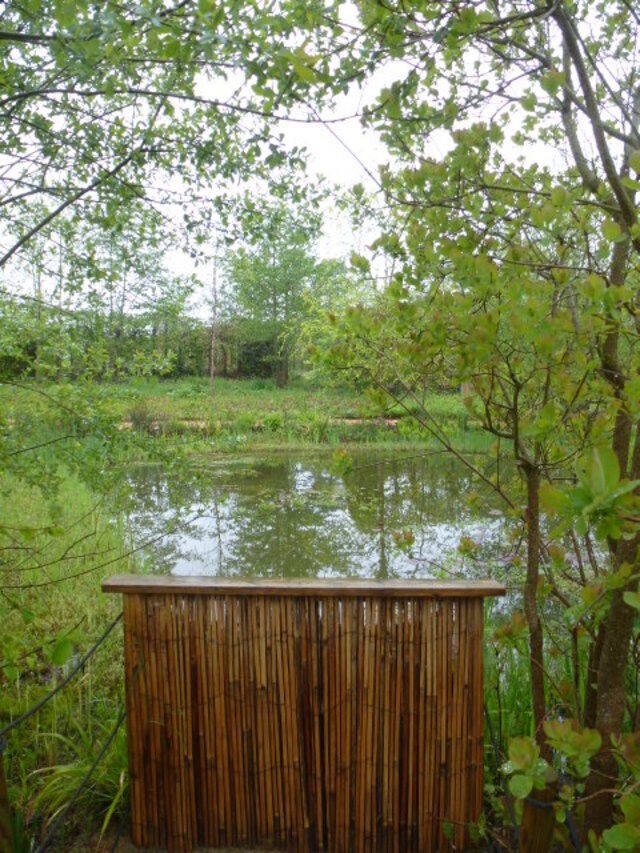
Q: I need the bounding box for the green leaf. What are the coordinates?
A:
[584,274,607,300]
[509,774,533,799]
[20,607,35,625]
[98,771,126,845]
[433,24,450,44]
[385,85,401,120]
[621,794,640,825]
[350,252,371,274]
[602,823,640,850]
[536,401,557,432]
[56,1,76,28]
[52,637,73,666]
[623,591,640,611]
[290,57,316,83]
[508,737,539,772]
[550,187,569,206]
[540,69,565,95]
[602,220,623,242]
[621,176,640,191]
[3,664,19,682]
[629,149,640,175]
[543,719,601,770]
[581,445,620,496]
[540,482,571,513]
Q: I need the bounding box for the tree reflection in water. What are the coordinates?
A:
[119,451,509,580]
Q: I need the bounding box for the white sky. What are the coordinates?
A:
[170,62,404,315]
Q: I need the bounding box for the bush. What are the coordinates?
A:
[128,401,153,433]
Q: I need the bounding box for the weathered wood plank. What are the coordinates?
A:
[102,575,505,598]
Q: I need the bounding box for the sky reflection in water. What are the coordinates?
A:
[123,451,507,580]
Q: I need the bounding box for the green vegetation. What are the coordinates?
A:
[2,0,640,847]
[0,474,128,849]
[0,377,494,455]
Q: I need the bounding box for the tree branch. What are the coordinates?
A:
[554,3,639,244]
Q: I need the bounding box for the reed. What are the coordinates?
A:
[104,576,504,852]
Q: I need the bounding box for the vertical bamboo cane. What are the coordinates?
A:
[309,598,324,849]
[278,598,296,843]
[214,597,232,844]
[248,599,263,840]
[144,596,161,847]
[290,597,303,842]
[472,599,484,821]
[274,598,292,844]
[238,596,254,844]
[227,597,243,845]
[381,599,391,840]
[266,598,284,844]
[428,599,438,851]
[390,603,406,853]
[337,598,346,853]
[406,599,415,849]
[197,600,210,845]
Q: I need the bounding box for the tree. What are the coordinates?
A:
[0,0,322,280]
[288,0,640,836]
[224,199,323,386]
[1,199,195,380]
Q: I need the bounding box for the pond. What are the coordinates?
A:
[121,449,511,580]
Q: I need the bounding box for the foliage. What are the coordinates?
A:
[0,0,317,271]
[284,0,640,838]
[33,712,128,843]
[223,197,325,386]
[602,734,640,851]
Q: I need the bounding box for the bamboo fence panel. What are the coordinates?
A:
[104,577,504,852]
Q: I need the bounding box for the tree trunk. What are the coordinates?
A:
[586,600,636,835]
[583,628,605,729]
[584,239,638,835]
[209,250,218,396]
[523,464,549,756]
[518,768,557,853]
[276,353,288,388]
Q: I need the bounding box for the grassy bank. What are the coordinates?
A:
[0,376,494,458]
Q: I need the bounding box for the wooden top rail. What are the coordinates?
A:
[102,574,505,598]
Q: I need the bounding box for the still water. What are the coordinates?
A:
[122,450,509,580]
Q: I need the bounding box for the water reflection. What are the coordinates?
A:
[121,451,508,579]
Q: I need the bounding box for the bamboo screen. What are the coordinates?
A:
[103,577,504,852]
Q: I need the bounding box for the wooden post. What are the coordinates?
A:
[0,741,15,853]
[518,769,557,853]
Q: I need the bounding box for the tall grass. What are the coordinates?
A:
[0,472,130,848]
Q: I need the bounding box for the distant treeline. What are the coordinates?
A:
[0,296,297,382]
